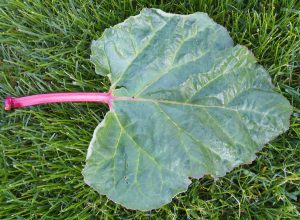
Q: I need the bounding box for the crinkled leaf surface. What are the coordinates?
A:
[83,8,292,210]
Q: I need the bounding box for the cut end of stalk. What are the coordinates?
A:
[4,97,13,111]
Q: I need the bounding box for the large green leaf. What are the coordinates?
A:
[83,8,292,210]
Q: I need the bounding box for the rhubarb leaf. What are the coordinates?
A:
[83,8,292,210]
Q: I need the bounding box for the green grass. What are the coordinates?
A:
[0,0,299,219]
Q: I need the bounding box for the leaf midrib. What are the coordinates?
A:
[113,96,237,112]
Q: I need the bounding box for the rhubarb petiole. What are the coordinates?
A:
[4,92,113,110]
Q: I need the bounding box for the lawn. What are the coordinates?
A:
[0,0,299,219]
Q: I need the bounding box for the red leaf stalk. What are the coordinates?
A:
[4,92,113,110]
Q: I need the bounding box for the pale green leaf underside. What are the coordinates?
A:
[83,8,292,210]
